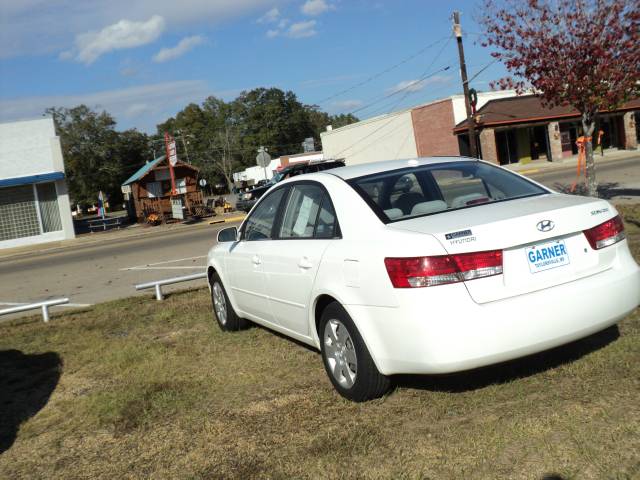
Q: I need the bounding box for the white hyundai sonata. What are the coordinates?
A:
[207,157,640,401]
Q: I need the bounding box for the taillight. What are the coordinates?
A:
[384,250,503,288]
[583,215,625,250]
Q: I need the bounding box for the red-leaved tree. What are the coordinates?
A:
[479,0,640,196]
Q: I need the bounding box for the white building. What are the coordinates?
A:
[0,118,75,249]
[321,90,518,166]
[233,151,324,186]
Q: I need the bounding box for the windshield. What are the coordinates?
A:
[268,171,285,185]
[348,161,548,223]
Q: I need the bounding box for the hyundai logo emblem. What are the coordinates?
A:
[536,220,555,232]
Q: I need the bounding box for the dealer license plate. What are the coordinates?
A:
[525,239,570,274]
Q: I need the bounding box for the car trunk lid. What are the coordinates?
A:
[388,194,619,303]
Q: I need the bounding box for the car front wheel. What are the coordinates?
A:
[320,302,390,402]
[211,273,247,331]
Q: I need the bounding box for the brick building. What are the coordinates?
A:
[455,95,639,165]
[321,91,639,166]
[320,90,516,165]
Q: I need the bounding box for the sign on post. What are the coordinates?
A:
[171,198,184,220]
[256,146,271,182]
[168,140,178,166]
[256,147,271,167]
[164,132,178,195]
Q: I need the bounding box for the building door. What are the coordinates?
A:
[529,126,549,161]
[516,128,531,163]
[560,124,579,157]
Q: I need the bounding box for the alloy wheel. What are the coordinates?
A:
[323,318,358,388]
[212,282,227,325]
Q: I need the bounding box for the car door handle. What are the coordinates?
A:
[252,255,262,265]
[298,257,313,269]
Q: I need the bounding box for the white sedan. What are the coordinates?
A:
[207,157,640,401]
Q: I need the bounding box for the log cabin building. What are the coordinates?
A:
[121,155,204,222]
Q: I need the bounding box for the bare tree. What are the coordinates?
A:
[209,125,241,193]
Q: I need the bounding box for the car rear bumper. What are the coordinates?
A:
[346,256,640,376]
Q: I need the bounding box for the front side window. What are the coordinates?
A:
[349,161,548,223]
[243,188,286,241]
[279,184,337,239]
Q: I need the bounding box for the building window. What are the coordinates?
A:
[36,182,62,233]
[147,181,162,198]
[0,185,41,241]
[176,178,187,194]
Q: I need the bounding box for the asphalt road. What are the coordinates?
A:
[527,156,640,193]
[0,223,236,316]
[1,155,637,318]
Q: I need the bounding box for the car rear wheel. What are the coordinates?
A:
[211,273,247,331]
[320,302,390,402]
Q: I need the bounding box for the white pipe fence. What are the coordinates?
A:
[135,272,208,300]
[0,298,70,323]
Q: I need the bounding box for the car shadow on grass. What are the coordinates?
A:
[393,326,619,393]
[0,350,62,454]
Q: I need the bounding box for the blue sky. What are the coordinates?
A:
[0,0,507,133]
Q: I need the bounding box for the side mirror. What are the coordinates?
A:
[217,226,238,243]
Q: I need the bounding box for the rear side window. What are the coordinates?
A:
[279,184,338,239]
[349,161,547,223]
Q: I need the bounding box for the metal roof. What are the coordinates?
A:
[121,156,165,186]
[454,95,640,132]
[0,171,65,188]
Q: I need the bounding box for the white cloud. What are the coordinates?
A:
[287,20,317,38]
[153,35,205,63]
[0,1,287,59]
[257,7,280,23]
[0,80,217,132]
[301,0,334,16]
[66,15,166,64]
[388,75,452,94]
[266,19,317,39]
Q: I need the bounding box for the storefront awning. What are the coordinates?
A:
[0,171,65,188]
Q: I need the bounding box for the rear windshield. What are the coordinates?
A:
[348,161,548,223]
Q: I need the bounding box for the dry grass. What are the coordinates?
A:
[1,208,639,479]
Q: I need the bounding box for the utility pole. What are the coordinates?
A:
[453,11,478,158]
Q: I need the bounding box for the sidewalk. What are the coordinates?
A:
[505,148,638,175]
[0,211,245,261]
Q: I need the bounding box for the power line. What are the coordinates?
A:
[464,58,498,86]
[329,35,454,159]
[350,63,452,116]
[313,35,451,106]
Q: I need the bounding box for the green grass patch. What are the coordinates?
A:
[1,210,639,479]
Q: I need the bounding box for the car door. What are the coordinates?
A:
[225,187,287,324]
[260,182,339,336]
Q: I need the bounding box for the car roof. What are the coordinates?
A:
[326,156,479,180]
[281,159,344,173]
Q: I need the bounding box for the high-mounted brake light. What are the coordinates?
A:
[384,250,503,288]
[583,215,625,250]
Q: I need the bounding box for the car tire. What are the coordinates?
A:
[210,273,247,331]
[319,302,391,402]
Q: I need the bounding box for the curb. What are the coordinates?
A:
[509,153,638,177]
[0,215,246,262]
[209,215,245,225]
